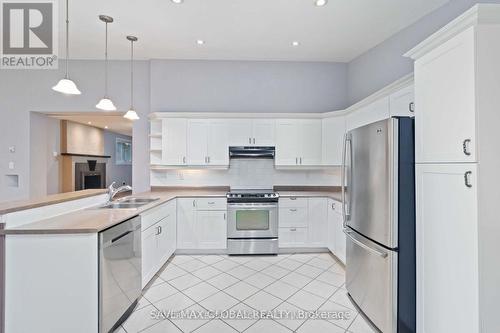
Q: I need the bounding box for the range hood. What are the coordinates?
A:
[229,146,275,159]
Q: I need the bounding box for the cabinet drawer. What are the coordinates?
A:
[279,197,308,208]
[279,207,308,227]
[195,198,227,210]
[279,227,308,247]
[141,200,176,231]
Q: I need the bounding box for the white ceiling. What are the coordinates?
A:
[63,0,449,62]
[45,112,133,136]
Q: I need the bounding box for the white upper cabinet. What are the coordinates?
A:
[227,119,275,146]
[208,120,230,166]
[276,119,322,166]
[162,118,187,165]
[322,116,346,166]
[389,84,415,117]
[187,119,230,166]
[252,119,276,146]
[187,120,210,165]
[346,96,390,131]
[414,27,476,163]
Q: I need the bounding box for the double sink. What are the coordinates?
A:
[97,197,159,209]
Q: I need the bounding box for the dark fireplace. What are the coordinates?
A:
[75,161,106,190]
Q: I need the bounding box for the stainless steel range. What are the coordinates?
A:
[227,189,279,255]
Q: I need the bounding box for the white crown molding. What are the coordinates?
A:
[404,4,500,60]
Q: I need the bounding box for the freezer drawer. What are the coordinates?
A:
[345,228,397,333]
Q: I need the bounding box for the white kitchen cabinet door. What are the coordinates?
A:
[208,120,230,166]
[252,119,275,146]
[162,118,187,165]
[346,96,390,131]
[226,119,253,146]
[196,211,227,249]
[157,217,173,264]
[308,198,328,247]
[187,119,209,165]
[275,120,301,166]
[177,198,197,249]
[300,119,322,166]
[327,199,336,253]
[333,203,345,264]
[415,27,476,163]
[279,227,308,248]
[142,225,159,287]
[416,163,478,333]
[389,84,415,117]
[322,117,345,166]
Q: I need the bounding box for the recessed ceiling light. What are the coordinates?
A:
[104,126,109,129]
[315,0,328,6]
[196,39,205,45]
[87,121,92,125]
[171,0,183,4]
[292,41,300,47]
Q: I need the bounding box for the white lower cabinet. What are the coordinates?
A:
[416,163,479,333]
[177,198,227,250]
[327,199,345,264]
[141,200,177,287]
[278,197,329,249]
[308,198,328,247]
[196,211,227,249]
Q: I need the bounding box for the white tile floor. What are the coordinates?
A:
[118,253,377,333]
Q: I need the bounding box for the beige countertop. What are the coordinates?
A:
[2,186,341,235]
[0,189,108,215]
[2,187,228,235]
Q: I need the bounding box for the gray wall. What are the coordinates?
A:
[0,60,151,202]
[104,131,133,187]
[29,112,61,198]
[347,0,500,104]
[151,60,348,113]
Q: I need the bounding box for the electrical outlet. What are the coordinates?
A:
[8,146,15,153]
[8,161,14,169]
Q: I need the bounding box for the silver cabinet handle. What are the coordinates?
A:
[464,171,472,188]
[183,156,186,164]
[223,213,226,220]
[208,201,215,205]
[193,200,196,207]
[463,139,471,156]
[253,138,256,144]
[208,156,210,163]
[289,208,297,212]
[249,137,252,144]
[299,157,302,165]
[296,157,298,165]
[409,102,415,113]
[290,228,297,231]
[290,197,297,200]
[344,229,387,258]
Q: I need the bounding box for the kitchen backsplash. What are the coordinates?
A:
[150,159,340,189]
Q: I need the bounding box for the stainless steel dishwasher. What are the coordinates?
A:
[99,215,141,333]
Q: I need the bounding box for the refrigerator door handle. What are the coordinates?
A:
[344,229,388,258]
[341,133,352,227]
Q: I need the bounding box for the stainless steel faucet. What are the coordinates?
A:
[107,182,132,202]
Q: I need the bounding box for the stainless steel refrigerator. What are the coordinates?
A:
[342,117,415,333]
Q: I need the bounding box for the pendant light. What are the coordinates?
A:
[52,0,81,95]
[96,15,116,111]
[123,36,140,120]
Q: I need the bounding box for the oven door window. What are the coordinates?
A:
[235,210,270,230]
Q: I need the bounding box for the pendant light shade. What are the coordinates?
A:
[124,35,140,120]
[53,78,81,95]
[52,0,81,95]
[96,98,117,111]
[124,109,140,120]
[96,15,116,111]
